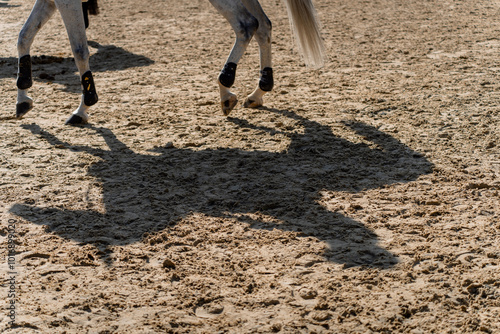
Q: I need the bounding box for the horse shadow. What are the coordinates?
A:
[0,3,20,8]
[0,0,20,8]
[10,108,433,268]
[0,41,154,93]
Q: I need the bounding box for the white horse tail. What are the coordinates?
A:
[282,0,326,68]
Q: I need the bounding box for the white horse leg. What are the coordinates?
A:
[241,0,273,109]
[55,0,97,125]
[209,0,258,115]
[16,0,57,118]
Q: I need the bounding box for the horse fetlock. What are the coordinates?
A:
[82,71,98,106]
[244,87,267,109]
[259,67,273,92]
[65,104,89,125]
[218,62,237,88]
[17,55,33,90]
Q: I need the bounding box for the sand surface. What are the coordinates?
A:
[1,0,499,332]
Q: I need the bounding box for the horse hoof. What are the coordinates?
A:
[16,101,33,119]
[65,114,88,125]
[243,97,263,109]
[221,95,238,116]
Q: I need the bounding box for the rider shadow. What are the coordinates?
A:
[0,41,153,93]
[10,108,433,268]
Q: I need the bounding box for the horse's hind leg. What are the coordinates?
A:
[240,0,273,109]
[209,0,258,116]
[16,0,57,118]
[55,0,98,125]
[82,1,90,29]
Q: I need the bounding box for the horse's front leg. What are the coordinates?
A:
[16,0,57,118]
[209,0,258,116]
[240,0,273,109]
[55,0,98,125]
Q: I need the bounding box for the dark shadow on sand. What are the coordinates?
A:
[0,41,154,93]
[10,108,433,268]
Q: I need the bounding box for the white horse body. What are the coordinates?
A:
[16,0,325,124]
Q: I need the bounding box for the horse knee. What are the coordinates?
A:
[238,15,259,42]
[17,29,32,54]
[73,45,90,63]
[256,17,272,44]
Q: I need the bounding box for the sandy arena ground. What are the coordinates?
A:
[1,0,499,332]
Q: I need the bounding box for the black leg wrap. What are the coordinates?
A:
[82,2,90,29]
[82,71,98,106]
[17,55,32,90]
[259,67,274,92]
[218,62,237,88]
